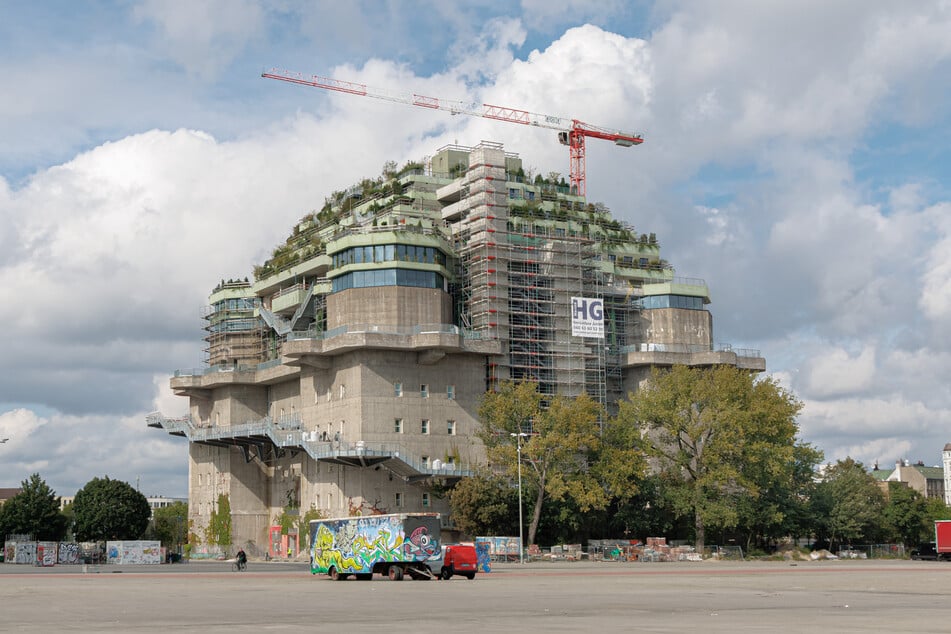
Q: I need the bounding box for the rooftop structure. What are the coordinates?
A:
[149,141,765,548]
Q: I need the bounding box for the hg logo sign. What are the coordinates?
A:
[571,297,604,338]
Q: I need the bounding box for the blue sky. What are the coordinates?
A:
[2,0,951,498]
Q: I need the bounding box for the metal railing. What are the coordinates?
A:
[147,412,471,477]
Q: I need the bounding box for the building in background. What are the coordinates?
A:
[149,142,764,549]
[873,459,946,501]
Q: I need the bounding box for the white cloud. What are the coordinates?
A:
[803,346,877,399]
[131,0,264,78]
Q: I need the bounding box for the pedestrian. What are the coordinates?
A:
[287,546,293,559]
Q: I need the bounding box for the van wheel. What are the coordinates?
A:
[388,565,404,581]
[441,567,452,580]
[464,573,475,580]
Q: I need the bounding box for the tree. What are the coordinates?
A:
[0,473,68,541]
[149,501,189,553]
[735,440,823,550]
[815,458,885,547]
[72,476,151,541]
[478,381,607,546]
[449,473,519,538]
[618,365,805,553]
[882,482,928,547]
[204,494,233,549]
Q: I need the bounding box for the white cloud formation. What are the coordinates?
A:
[131,0,264,78]
[804,346,877,399]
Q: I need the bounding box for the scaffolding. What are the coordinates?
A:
[203,287,265,368]
[450,142,610,404]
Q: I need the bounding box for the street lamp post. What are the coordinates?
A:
[510,432,528,564]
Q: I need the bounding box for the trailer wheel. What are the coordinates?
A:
[329,566,342,581]
[441,567,452,580]
[388,565,404,581]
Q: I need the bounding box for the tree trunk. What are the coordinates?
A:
[528,484,545,547]
[695,509,705,555]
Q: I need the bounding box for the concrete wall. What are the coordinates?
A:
[638,308,713,347]
[327,286,452,329]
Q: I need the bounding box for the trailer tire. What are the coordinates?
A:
[388,565,403,581]
[441,567,452,580]
[329,566,342,581]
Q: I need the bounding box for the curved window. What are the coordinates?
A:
[332,269,445,292]
[332,245,446,268]
[639,294,704,310]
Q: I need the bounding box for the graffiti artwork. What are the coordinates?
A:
[106,540,163,565]
[14,542,36,565]
[475,541,492,572]
[37,542,57,566]
[58,542,81,565]
[476,536,522,561]
[310,513,441,575]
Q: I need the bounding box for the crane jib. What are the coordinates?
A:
[262,67,643,198]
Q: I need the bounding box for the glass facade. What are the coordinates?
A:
[331,269,444,292]
[639,294,704,310]
[332,244,446,267]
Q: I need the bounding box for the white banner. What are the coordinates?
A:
[571,297,604,338]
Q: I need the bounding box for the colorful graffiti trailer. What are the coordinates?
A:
[309,513,443,581]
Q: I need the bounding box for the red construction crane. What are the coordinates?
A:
[262,68,643,197]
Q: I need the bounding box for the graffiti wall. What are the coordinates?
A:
[476,536,521,560]
[106,541,162,565]
[37,542,57,566]
[57,542,81,565]
[14,542,36,565]
[309,514,441,574]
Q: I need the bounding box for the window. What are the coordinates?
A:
[447,420,456,435]
[421,456,430,468]
[421,419,430,435]
[339,384,346,399]
[420,384,429,398]
[446,384,455,400]
[394,382,403,397]
[395,492,403,508]
[394,418,403,433]
[422,492,431,507]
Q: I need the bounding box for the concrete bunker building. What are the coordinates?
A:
[149,141,764,550]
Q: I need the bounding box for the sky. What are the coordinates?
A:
[2,0,951,499]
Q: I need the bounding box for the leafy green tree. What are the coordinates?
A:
[204,494,232,549]
[150,501,189,552]
[299,506,325,551]
[449,473,520,538]
[479,381,607,546]
[883,482,928,547]
[72,476,151,541]
[815,458,885,547]
[618,365,805,553]
[924,496,951,526]
[0,473,68,541]
[735,440,824,550]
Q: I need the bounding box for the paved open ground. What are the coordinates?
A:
[2,558,950,632]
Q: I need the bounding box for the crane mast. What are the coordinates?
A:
[262,68,643,197]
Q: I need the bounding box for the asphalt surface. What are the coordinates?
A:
[2,558,950,632]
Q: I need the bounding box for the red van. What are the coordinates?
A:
[440,544,478,580]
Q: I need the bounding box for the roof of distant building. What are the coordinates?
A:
[0,487,22,501]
